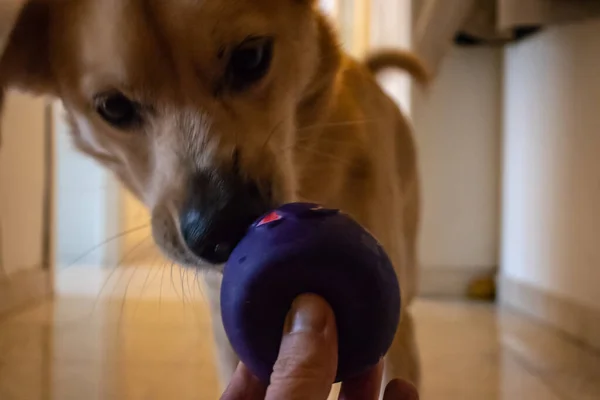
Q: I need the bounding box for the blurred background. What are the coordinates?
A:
[1,0,599,399]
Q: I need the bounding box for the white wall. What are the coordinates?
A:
[54,102,122,268]
[502,19,600,311]
[412,46,502,272]
[0,91,47,276]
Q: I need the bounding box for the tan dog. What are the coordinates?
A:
[0,0,427,393]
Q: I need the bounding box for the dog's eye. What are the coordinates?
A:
[95,92,141,128]
[228,37,273,91]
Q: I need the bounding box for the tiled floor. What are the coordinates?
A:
[1,266,600,399]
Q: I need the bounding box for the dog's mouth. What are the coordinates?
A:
[179,206,268,265]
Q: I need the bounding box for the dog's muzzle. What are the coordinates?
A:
[179,170,271,264]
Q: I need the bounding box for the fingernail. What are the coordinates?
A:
[284,294,331,334]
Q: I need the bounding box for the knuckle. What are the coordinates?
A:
[271,348,329,384]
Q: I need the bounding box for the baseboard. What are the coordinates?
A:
[0,268,52,316]
[418,265,496,297]
[499,275,600,352]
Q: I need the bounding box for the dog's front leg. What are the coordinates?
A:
[383,310,421,391]
[202,271,239,392]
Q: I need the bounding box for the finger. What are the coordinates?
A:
[265,294,338,400]
[220,363,266,400]
[383,379,419,400]
[339,361,384,400]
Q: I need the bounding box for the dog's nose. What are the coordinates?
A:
[180,172,270,264]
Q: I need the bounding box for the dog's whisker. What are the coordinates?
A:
[187,271,200,311]
[277,138,364,154]
[295,134,365,146]
[183,268,205,322]
[191,269,198,301]
[132,252,163,319]
[194,269,206,302]
[116,237,154,269]
[87,266,121,321]
[194,268,203,301]
[185,268,195,302]
[61,223,151,271]
[296,118,378,132]
[178,267,204,326]
[179,264,188,309]
[118,266,140,330]
[108,238,154,313]
[159,263,167,315]
[291,145,357,165]
[145,254,166,288]
[261,120,285,154]
[190,270,201,307]
[88,235,152,318]
[169,262,181,302]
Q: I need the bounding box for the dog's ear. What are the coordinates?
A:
[0,1,54,95]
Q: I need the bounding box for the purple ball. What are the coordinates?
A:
[220,203,401,383]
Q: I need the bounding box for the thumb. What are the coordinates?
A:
[266,294,338,400]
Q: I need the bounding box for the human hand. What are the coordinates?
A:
[220,294,419,400]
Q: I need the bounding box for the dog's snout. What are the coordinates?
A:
[180,171,271,264]
[180,208,237,264]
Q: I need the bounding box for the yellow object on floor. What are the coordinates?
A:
[467,276,496,301]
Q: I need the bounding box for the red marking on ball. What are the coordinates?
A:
[257,212,282,227]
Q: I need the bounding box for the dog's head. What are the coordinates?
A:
[1,0,340,267]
